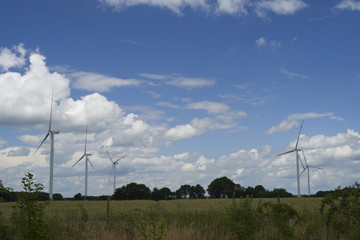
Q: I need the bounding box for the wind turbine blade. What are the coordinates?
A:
[295,120,304,150]
[298,151,306,171]
[84,126,88,153]
[114,155,126,164]
[302,149,308,167]
[35,132,50,153]
[300,166,307,176]
[108,165,114,185]
[49,89,54,131]
[275,149,295,157]
[71,154,85,169]
[88,158,95,170]
[105,149,114,163]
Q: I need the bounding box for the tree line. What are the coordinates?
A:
[2,175,334,202]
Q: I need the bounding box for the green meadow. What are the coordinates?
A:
[2,197,358,240]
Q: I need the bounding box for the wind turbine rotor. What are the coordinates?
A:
[71,154,85,169]
[35,132,50,153]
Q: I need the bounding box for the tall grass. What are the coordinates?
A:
[0,198,357,239]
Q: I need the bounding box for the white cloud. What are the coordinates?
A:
[335,0,360,11]
[256,37,267,47]
[99,0,208,15]
[266,113,343,134]
[100,0,307,17]
[0,43,26,71]
[0,137,7,148]
[256,0,307,16]
[280,68,308,79]
[216,0,249,15]
[7,147,30,157]
[71,71,142,92]
[164,123,199,141]
[186,101,230,114]
[141,73,216,89]
[256,37,281,49]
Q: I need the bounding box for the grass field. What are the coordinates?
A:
[0,198,356,239]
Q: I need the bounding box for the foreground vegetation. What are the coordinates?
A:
[0,196,359,239]
[0,174,359,239]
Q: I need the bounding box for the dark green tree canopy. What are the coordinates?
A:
[113,182,151,200]
[207,176,236,198]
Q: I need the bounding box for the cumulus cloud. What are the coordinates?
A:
[335,0,360,11]
[266,113,343,134]
[71,71,141,92]
[256,0,308,17]
[216,0,249,15]
[7,147,30,157]
[0,43,26,71]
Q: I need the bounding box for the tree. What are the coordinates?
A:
[113,182,151,200]
[207,176,236,198]
[151,187,173,201]
[190,184,205,199]
[176,185,192,199]
[74,193,83,201]
[268,188,293,198]
[233,184,246,198]
[245,186,255,197]
[254,185,267,198]
[0,179,11,202]
[52,193,63,201]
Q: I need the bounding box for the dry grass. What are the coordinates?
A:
[0,198,347,239]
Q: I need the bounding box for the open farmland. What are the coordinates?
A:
[2,197,355,240]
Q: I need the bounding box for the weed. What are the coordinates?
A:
[139,209,166,240]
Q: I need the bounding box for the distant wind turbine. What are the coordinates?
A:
[35,90,59,200]
[275,120,304,198]
[71,126,94,198]
[105,148,126,193]
[299,149,323,196]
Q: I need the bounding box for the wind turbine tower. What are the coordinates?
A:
[105,149,126,193]
[300,149,323,196]
[276,120,304,198]
[36,91,59,200]
[71,126,94,198]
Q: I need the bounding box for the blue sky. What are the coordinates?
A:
[0,0,360,197]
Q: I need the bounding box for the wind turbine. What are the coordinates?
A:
[275,120,304,198]
[71,126,94,198]
[299,149,323,196]
[35,90,59,200]
[105,148,126,193]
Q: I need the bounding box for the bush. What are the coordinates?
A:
[11,173,50,240]
[226,197,262,239]
[320,182,360,239]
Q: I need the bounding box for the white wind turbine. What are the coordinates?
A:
[105,148,126,193]
[275,120,304,198]
[299,149,323,196]
[35,90,59,200]
[71,126,94,198]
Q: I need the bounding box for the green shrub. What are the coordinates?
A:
[11,173,50,240]
[320,182,360,239]
[226,197,262,239]
[261,202,298,238]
